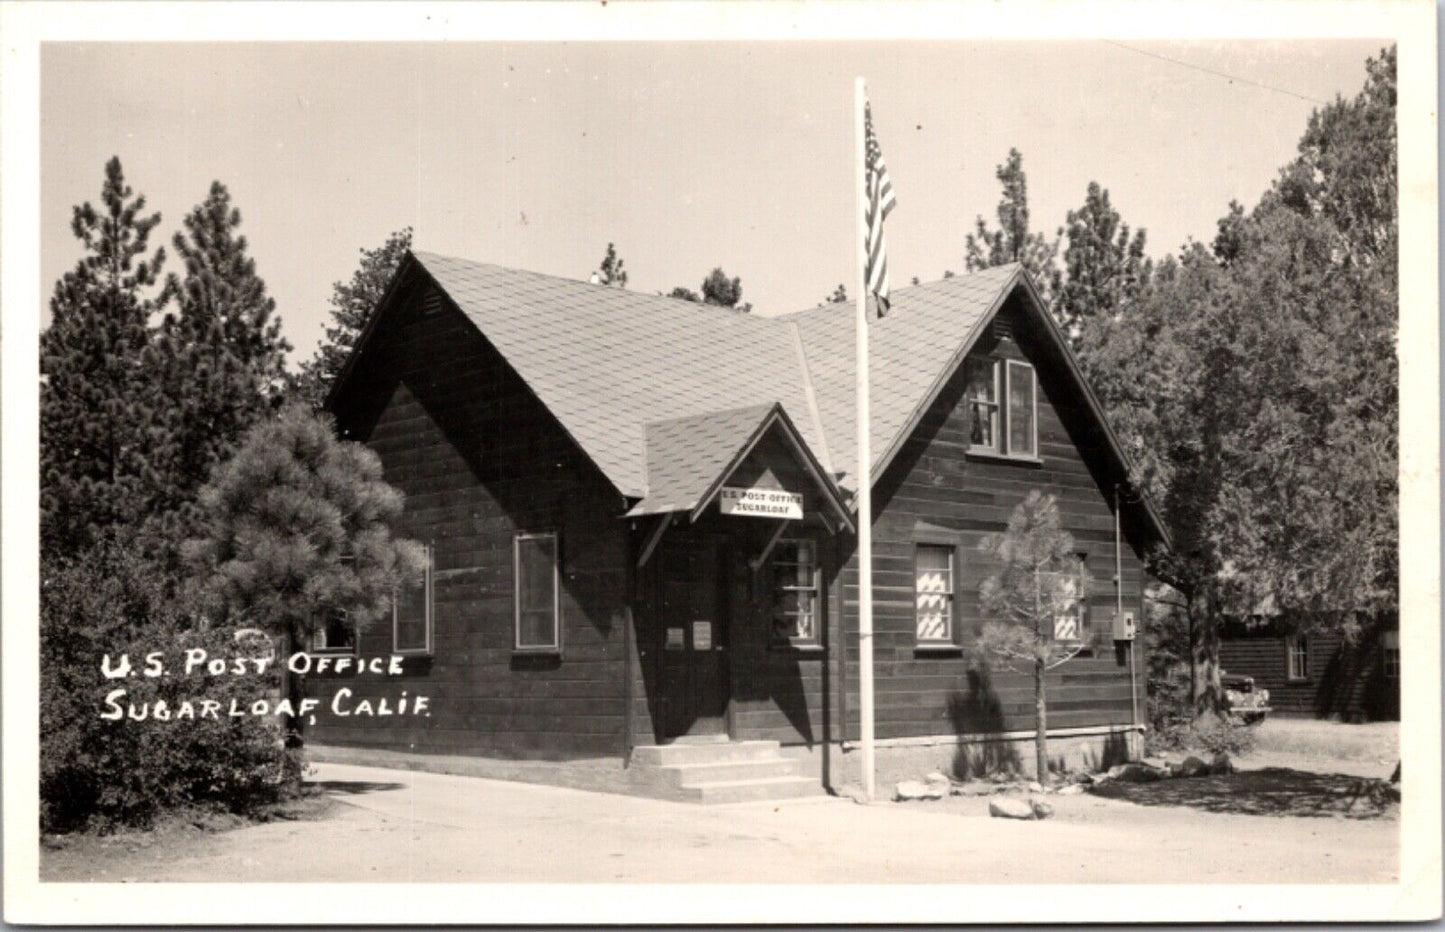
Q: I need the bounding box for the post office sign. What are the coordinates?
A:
[719,486,803,520]
[665,628,685,650]
[692,620,712,650]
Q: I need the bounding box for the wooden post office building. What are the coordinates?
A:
[307,251,1170,802]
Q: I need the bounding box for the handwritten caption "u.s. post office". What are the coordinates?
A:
[97,648,431,725]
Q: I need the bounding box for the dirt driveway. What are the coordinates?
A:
[42,756,1397,885]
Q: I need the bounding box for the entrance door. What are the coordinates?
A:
[657,535,730,740]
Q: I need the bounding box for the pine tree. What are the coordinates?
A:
[142,182,292,572]
[964,149,1059,302]
[1049,182,1151,347]
[592,241,628,288]
[152,182,292,533]
[295,227,413,407]
[976,491,1094,782]
[184,405,428,744]
[40,157,172,559]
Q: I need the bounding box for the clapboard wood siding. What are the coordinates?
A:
[311,277,633,758]
[1219,617,1398,721]
[830,294,1148,742]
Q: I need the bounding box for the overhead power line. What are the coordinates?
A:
[1102,40,1329,106]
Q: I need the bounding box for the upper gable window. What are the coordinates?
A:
[967,356,1037,460]
[966,358,1000,452]
[1006,360,1037,458]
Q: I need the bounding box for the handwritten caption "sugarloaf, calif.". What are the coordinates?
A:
[97,648,431,724]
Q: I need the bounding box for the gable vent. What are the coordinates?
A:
[992,317,1013,342]
[418,288,444,317]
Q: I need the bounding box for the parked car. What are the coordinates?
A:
[1221,670,1271,725]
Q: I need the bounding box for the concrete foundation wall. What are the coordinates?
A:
[780,726,1143,790]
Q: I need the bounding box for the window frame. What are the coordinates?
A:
[770,538,822,649]
[1005,359,1039,459]
[1051,553,1089,647]
[1286,634,1309,682]
[913,541,959,650]
[310,609,358,656]
[392,542,435,656]
[966,357,1002,455]
[310,552,358,656]
[1383,630,1400,679]
[514,531,562,653]
[966,355,1040,463]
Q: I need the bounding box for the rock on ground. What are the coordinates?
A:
[1210,752,1235,775]
[895,780,945,801]
[1056,784,1086,796]
[988,797,1036,820]
[1030,798,1055,819]
[1178,756,1210,778]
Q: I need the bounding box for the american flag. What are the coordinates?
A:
[863,101,897,316]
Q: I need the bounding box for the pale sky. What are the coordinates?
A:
[41,40,1381,363]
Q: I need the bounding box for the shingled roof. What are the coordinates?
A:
[411,251,831,501]
[336,250,1166,545]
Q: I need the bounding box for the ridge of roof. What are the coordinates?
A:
[774,262,1022,323]
[411,249,784,325]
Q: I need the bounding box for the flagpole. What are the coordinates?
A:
[853,75,876,801]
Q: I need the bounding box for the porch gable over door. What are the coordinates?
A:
[625,402,853,534]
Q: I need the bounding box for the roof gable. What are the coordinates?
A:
[779,264,1020,493]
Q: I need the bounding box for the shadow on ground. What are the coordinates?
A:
[1090,768,1399,820]
[310,780,405,796]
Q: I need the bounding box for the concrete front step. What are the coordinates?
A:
[681,775,824,804]
[654,758,801,787]
[630,740,782,767]
[627,740,826,803]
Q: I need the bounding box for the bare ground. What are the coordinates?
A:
[41,749,1397,885]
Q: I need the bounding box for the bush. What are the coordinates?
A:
[41,540,304,834]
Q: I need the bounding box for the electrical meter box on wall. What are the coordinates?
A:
[1112,611,1137,641]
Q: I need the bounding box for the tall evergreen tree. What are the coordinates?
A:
[295,227,412,408]
[964,149,1059,301]
[1049,182,1151,347]
[40,157,172,559]
[592,241,628,288]
[151,181,291,541]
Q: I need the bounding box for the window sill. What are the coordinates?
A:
[913,644,964,656]
[1286,676,1310,684]
[771,643,825,656]
[966,449,1043,467]
[513,647,562,658]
